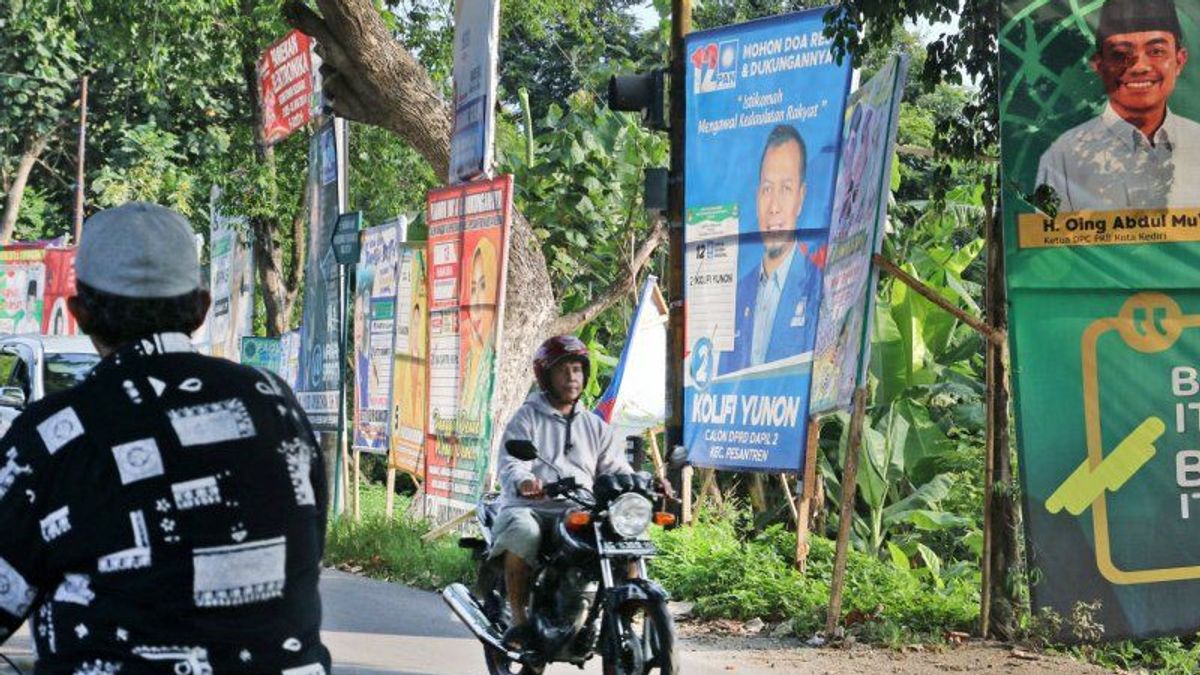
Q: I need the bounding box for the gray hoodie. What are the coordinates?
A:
[497,391,633,510]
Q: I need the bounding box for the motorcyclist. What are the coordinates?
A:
[493,335,633,648]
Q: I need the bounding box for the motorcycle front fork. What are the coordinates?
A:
[599,557,648,588]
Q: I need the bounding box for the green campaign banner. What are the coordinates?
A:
[1001,0,1200,639]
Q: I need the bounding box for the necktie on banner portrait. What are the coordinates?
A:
[682,7,851,472]
[297,119,347,430]
[596,277,668,442]
[1001,0,1200,640]
[810,55,908,414]
[352,220,404,454]
[419,176,512,522]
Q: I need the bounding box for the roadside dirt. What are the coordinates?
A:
[677,621,1118,674]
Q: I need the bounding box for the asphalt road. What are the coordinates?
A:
[1,569,778,674]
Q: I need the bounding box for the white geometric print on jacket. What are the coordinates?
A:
[132,645,213,674]
[54,573,95,606]
[171,476,222,510]
[168,399,256,447]
[0,555,35,617]
[278,438,316,506]
[98,511,151,573]
[40,505,71,542]
[192,536,286,608]
[0,447,32,501]
[112,438,165,485]
[38,407,85,455]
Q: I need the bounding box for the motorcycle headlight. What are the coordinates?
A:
[608,493,653,539]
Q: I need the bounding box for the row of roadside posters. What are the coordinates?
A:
[685,0,1200,643]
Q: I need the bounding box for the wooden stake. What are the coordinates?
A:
[352,450,362,522]
[873,253,1005,347]
[780,474,799,526]
[420,509,475,543]
[647,432,667,481]
[73,75,88,243]
[980,338,996,637]
[385,468,396,521]
[749,474,767,514]
[826,387,868,635]
[796,416,822,572]
[681,465,694,524]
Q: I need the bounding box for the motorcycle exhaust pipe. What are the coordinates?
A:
[441,583,524,662]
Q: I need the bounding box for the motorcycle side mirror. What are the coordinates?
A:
[505,439,539,461]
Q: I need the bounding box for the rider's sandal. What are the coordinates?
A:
[502,622,537,651]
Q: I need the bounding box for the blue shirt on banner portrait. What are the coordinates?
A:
[682,8,851,473]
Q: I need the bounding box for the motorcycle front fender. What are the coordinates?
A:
[603,577,670,613]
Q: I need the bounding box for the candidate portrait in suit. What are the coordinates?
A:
[719,124,824,376]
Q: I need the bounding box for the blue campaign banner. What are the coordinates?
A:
[683,8,851,472]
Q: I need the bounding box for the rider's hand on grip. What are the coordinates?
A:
[518,478,545,499]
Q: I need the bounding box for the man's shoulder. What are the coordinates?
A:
[1043,114,1111,157]
[1169,112,1200,134]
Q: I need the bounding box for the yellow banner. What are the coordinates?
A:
[1018,209,1200,249]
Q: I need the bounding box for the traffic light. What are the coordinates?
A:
[607,69,666,131]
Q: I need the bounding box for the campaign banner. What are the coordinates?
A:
[422,176,512,519]
[682,8,851,472]
[205,188,255,362]
[353,221,403,454]
[258,30,315,146]
[1001,0,1200,640]
[0,244,65,335]
[390,244,428,475]
[810,55,908,414]
[596,277,668,442]
[41,248,77,336]
[297,119,346,429]
[280,330,301,391]
[449,0,500,184]
[241,337,283,375]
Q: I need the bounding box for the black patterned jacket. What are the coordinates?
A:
[0,333,330,674]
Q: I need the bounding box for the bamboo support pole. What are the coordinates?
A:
[826,388,868,634]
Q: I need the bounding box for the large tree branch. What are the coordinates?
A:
[0,123,65,244]
[283,0,452,178]
[550,219,668,336]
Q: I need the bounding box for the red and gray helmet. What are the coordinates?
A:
[533,335,590,392]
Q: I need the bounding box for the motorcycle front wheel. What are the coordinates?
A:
[601,600,678,675]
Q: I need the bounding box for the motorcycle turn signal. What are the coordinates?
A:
[565,511,593,533]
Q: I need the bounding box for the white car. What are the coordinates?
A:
[0,335,100,436]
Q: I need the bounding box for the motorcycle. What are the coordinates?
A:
[442,439,679,675]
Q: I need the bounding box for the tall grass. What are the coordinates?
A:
[324,483,475,590]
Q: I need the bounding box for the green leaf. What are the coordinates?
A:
[887,541,910,570]
[916,543,944,588]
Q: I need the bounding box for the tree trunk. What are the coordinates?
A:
[282,0,664,435]
[983,172,1020,639]
[239,0,305,335]
[0,130,57,244]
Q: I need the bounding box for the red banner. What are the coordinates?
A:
[257,30,315,146]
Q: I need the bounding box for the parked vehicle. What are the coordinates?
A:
[443,439,678,675]
[0,335,99,435]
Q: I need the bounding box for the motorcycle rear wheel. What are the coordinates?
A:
[480,563,546,675]
[602,601,678,675]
